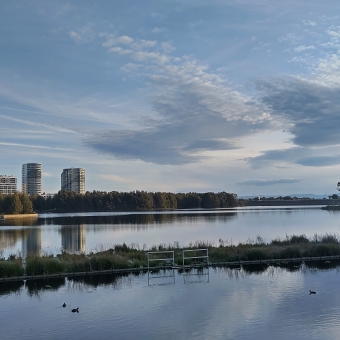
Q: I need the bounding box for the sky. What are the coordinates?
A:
[1,0,340,196]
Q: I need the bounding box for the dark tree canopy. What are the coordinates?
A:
[29,190,239,213]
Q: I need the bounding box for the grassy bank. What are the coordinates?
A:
[2,233,340,278]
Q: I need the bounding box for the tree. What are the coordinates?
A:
[19,193,34,214]
[8,193,23,214]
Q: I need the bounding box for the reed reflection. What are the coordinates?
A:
[0,216,38,227]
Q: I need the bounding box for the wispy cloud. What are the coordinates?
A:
[0,142,74,151]
[238,178,302,186]
[151,27,165,34]
[69,23,95,44]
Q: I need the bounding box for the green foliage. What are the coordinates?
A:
[29,190,239,213]
[25,256,65,275]
[3,233,340,278]
[0,259,24,277]
[0,193,33,214]
[242,248,268,261]
[277,247,302,259]
[19,193,34,214]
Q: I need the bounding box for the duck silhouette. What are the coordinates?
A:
[309,290,316,295]
[62,303,66,308]
[72,308,79,313]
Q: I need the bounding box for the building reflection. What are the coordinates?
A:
[21,228,42,257]
[0,229,20,250]
[61,225,86,253]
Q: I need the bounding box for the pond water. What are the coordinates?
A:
[1,263,340,339]
[1,206,340,258]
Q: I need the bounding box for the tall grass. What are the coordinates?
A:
[2,233,340,278]
[26,256,65,275]
[0,259,24,277]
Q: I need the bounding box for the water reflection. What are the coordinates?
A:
[0,216,38,227]
[0,211,237,257]
[1,208,340,260]
[148,269,176,286]
[39,211,237,226]
[2,264,340,340]
[2,261,340,297]
[60,225,86,253]
[26,278,65,296]
[22,228,42,257]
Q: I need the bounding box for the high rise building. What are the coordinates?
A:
[61,168,85,194]
[0,175,17,194]
[22,163,42,195]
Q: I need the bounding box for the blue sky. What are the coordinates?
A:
[1,0,340,196]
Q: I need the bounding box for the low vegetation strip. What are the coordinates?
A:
[1,233,340,280]
[0,214,38,220]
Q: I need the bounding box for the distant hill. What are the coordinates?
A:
[240,194,330,199]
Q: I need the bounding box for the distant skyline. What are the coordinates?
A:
[1,0,340,196]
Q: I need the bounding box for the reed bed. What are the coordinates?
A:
[2,233,340,278]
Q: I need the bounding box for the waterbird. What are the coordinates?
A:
[72,308,79,313]
[309,290,316,295]
[63,303,66,308]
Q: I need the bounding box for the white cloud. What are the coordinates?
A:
[152,27,164,33]
[131,51,170,64]
[102,34,134,47]
[293,45,316,52]
[161,42,176,53]
[120,63,143,72]
[68,23,95,44]
[101,174,132,183]
[151,12,166,19]
[326,29,340,41]
[303,20,316,26]
[109,46,133,55]
[131,40,157,50]
[278,33,302,44]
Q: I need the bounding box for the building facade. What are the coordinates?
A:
[22,163,42,195]
[0,175,17,194]
[61,168,85,194]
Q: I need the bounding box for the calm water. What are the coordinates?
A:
[2,207,340,339]
[1,264,340,339]
[1,206,340,258]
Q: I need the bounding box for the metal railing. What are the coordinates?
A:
[182,248,209,266]
[147,251,175,269]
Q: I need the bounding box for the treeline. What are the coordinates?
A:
[0,193,34,214]
[30,190,239,213]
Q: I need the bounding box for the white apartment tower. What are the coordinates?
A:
[22,163,42,195]
[0,175,17,194]
[61,168,85,194]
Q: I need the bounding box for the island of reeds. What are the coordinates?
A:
[2,233,340,279]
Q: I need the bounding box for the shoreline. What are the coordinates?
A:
[1,255,339,283]
[0,213,38,220]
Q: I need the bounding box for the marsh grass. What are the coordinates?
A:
[0,259,24,277]
[26,256,65,275]
[3,233,340,278]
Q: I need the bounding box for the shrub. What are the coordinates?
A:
[0,260,24,278]
[26,256,65,275]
